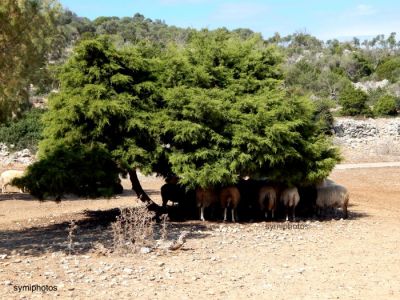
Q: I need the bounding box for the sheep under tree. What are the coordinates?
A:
[280,187,300,221]
[220,186,241,222]
[316,184,349,219]
[196,187,218,222]
[258,185,277,220]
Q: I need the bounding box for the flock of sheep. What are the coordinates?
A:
[161,177,350,222]
[1,169,349,222]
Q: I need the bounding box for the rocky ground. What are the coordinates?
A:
[1,167,400,299]
[1,117,400,299]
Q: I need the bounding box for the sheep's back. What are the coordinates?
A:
[280,187,300,207]
[220,186,240,208]
[259,186,277,206]
[196,187,218,207]
[316,184,348,207]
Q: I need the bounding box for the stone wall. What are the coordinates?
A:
[0,143,34,167]
[333,117,400,162]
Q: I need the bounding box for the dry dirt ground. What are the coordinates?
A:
[0,167,400,299]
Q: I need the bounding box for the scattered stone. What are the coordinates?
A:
[140,247,152,254]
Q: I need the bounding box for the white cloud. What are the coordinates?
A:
[354,4,377,16]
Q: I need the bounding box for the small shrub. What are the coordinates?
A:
[111,206,155,253]
[373,95,398,116]
[313,98,335,135]
[0,108,45,152]
[376,57,400,83]
[339,85,372,116]
[67,220,78,255]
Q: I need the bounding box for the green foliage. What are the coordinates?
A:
[373,95,398,116]
[0,0,60,122]
[0,109,45,151]
[12,145,122,200]
[312,98,335,135]
[376,57,400,83]
[40,37,161,169]
[158,30,340,187]
[31,30,340,199]
[339,85,372,116]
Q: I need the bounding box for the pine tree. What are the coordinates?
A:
[158,30,340,188]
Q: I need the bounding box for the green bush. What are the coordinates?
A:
[313,98,335,135]
[375,57,400,83]
[0,108,45,152]
[12,145,122,200]
[373,95,398,116]
[339,85,372,116]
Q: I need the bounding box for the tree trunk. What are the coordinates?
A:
[128,169,165,220]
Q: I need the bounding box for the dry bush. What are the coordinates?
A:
[67,220,78,255]
[111,205,155,253]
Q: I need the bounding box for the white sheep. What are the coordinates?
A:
[316,184,349,219]
[280,187,300,221]
[316,178,336,188]
[0,170,24,193]
[196,187,218,221]
[220,186,241,222]
[258,186,277,220]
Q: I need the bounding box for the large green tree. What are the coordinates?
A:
[36,37,164,209]
[18,31,340,210]
[158,30,340,188]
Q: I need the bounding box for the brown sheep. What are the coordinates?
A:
[258,185,277,220]
[220,186,241,222]
[196,187,218,221]
[280,187,300,222]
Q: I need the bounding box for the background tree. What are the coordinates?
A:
[0,0,60,122]
[339,85,371,116]
[373,95,398,116]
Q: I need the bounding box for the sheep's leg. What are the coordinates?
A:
[285,207,289,222]
[200,207,205,221]
[231,208,235,222]
[343,204,348,219]
[265,211,268,220]
[271,209,275,220]
[292,206,296,222]
[223,208,228,222]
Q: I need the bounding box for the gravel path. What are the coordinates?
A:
[335,161,400,169]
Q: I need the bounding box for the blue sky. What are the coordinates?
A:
[59,0,400,40]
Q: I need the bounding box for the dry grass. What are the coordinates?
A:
[111,205,155,254]
[67,220,78,255]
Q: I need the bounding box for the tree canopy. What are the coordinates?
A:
[16,31,340,202]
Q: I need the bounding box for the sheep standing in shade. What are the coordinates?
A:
[316,184,349,219]
[220,186,241,222]
[0,170,24,193]
[258,186,277,220]
[280,187,300,221]
[196,187,218,221]
[161,183,186,208]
